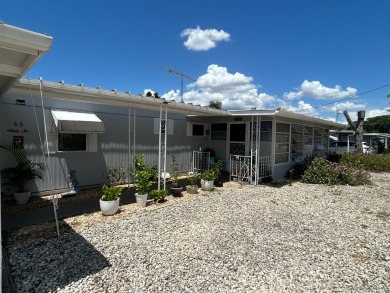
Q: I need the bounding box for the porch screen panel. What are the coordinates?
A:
[275,123,290,164]
[260,121,272,156]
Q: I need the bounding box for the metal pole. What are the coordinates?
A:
[250,116,254,184]
[133,109,136,166]
[39,78,60,237]
[158,105,162,190]
[128,105,131,188]
[163,104,168,190]
[255,116,260,184]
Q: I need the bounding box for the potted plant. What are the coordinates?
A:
[186,172,199,194]
[169,154,183,196]
[149,189,168,203]
[0,144,44,204]
[134,153,153,207]
[100,184,121,215]
[200,160,222,191]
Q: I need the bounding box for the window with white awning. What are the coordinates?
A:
[51,110,105,133]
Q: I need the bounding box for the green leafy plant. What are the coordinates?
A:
[187,172,199,187]
[101,184,122,201]
[149,189,168,203]
[200,160,222,181]
[134,153,153,194]
[0,144,44,193]
[106,163,127,185]
[301,158,341,185]
[150,161,159,181]
[170,154,181,187]
[340,153,390,172]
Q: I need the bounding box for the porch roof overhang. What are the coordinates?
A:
[10,79,232,117]
[51,110,105,133]
[230,109,346,129]
[0,23,52,96]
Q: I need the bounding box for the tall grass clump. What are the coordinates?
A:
[302,157,371,186]
[340,153,390,172]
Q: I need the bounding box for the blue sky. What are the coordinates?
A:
[3,0,390,122]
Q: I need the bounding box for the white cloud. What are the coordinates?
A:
[159,67,365,121]
[284,80,357,100]
[181,26,230,51]
[176,64,277,110]
[327,101,366,112]
[280,100,319,117]
[161,89,181,101]
[143,89,156,96]
[366,109,390,118]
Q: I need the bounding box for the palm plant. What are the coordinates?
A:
[0,144,44,193]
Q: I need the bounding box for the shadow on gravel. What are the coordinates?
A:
[4,221,110,293]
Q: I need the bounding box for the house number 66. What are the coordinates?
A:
[14,121,23,127]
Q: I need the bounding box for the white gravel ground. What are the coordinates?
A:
[6,173,390,292]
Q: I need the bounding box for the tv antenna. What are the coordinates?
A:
[155,64,195,103]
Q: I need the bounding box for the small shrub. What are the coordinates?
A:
[187,172,199,187]
[149,189,168,203]
[326,151,342,163]
[170,155,181,187]
[340,153,390,172]
[101,184,122,201]
[106,163,127,185]
[334,162,371,186]
[134,154,153,194]
[150,162,158,181]
[301,158,340,185]
[301,157,371,186]
[286,154,316,180]
[200,160,222,182]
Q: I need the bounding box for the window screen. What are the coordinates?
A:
[58,133,87,151]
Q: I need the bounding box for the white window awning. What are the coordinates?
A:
[51,110,105,133]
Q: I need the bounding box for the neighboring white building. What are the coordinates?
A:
[329,130,390,153]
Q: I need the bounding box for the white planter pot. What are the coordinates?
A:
[99,198,120,216]
[14,191,31,205]
[201,180,214,191]
[135,193,148,208]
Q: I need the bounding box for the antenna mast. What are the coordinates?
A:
[155,64,195,103]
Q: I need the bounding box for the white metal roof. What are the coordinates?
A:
[10,79,348,127]
[230,109,345,128]
[11,78,232,117]
[0,23,52,96]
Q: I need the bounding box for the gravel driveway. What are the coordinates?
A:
[6,174,390,292]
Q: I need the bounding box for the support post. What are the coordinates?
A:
[250,115,260,185]
[158,103,168,190]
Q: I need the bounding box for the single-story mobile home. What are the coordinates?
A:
[0,23,344,196]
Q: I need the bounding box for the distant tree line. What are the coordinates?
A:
[364,115,390,133]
